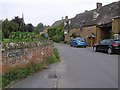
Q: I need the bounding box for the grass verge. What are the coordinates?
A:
[2,48,60,89]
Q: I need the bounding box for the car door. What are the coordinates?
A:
[105,40,112,51]
[97,40,107,51]
[102,40,109,51]
[72,39,76,46]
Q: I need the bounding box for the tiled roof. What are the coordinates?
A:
[70,1,119,29]
[51,20,64,28]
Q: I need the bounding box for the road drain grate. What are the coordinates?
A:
[48,71,58,79]
[48,74,57,79]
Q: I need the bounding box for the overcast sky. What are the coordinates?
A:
[0,0,117,26]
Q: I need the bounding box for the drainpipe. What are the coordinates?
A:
[96,26,97,43]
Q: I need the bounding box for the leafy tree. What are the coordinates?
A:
[2,19,19,38]
[12,16,24,31]
[34,23,46,34]
[37,23,43,28]
[48,25,64,42]
[26,23,34,32]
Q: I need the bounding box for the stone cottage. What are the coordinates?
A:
[64,1,120,46]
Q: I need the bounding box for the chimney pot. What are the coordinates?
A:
[96,2,102,10]
[65,16,68,19]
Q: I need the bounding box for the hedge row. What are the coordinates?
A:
[9,32,44,42]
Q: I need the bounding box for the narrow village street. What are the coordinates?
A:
[1,0,120,89]
[10,43,118,88]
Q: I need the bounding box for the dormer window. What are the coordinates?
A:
[93,11,99,20]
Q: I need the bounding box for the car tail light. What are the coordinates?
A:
[112,44,118,47]
[81,40,85,42]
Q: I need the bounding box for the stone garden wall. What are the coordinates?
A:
[1,40,53,74]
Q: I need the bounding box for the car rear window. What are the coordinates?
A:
[78,39,85,41]
[114,40,120,44]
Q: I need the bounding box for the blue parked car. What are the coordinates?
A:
[70,37,87,48]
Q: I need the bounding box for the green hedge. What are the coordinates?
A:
[48,26,64,42]
[2,48,60,89]
[10,32,36,42]
[2,32,47,43]
[52,35,63,42]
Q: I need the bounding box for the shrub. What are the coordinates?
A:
[2,63,44,88]
[48,25,64,42]
[52,35,63,42]
[53,48,60,59]
[47,54,57,64]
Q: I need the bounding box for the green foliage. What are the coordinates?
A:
[2,17,35,39]
[2,48,60,89]
[10,32,35,42]
[47,48,60,64]
[4,32,47,43]
[47,54,57,64]
[34,23,47,34]
[53,48,60,59]
[2,39,10,43]
[0,30,2,42]
[2,19,19,38]
[52,35,63,42]
[25,23,34,32]
[2,17,49,40]
[48,26,64,42]
[0,75,2,89]
[2,62,44,88]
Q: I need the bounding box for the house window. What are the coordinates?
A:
[64,30,68,35]
[114,34,120,39]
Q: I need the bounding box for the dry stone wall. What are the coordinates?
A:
[1,40,53,74]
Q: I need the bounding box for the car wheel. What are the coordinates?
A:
[107,48,112,55]
[75,44,78,48]
[93,46,97,52]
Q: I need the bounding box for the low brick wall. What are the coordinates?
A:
[1,40,54,74]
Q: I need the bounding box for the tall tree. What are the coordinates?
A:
[34,23,44,33]
[26,23,34,32]
[2,19,19,38]
[12,16,24,32]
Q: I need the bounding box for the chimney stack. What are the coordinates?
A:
[96,2,102,10]
[65,16,69,23]
[65,16,68,20]
[85,10,88,12]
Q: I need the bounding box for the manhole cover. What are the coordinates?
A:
[48,74,58,79]
[48,71,59,79]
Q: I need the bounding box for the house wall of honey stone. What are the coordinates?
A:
[112,18,120,34]
[81,26,96,38]
[65,26,98,45]
[64,28,80,43]
[96,27,102,42]
[64,23,115,45]
[81,26,97,46]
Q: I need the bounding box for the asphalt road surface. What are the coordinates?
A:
[10,43,118,88]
